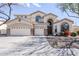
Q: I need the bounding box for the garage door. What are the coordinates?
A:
[35,29,44,36]
[10,28,31,36]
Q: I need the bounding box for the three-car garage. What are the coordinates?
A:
[7,22,32,36]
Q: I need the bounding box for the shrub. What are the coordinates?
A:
[77,31,79,35]
[64,30,71,37]
[71,32,77,37]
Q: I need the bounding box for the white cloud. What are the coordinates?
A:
[20,3,41,8]
[32,3,41,7]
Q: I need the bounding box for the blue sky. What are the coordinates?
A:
[11,3,79,26]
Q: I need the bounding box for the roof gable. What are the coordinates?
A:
[45,13,57,17]
[43,13,58,19]
[62,18,73,22]
[6,18,32,25]
[54,18,74,24]
[30,11,46,15]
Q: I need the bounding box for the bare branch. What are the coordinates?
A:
[0,4,6,8]
[0,3,13,26]
[64,10,79,18]
[58,3,79,18]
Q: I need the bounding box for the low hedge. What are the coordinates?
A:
[71,32,77,37]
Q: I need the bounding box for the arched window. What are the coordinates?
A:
[61,23,69,32]
[36,16,41,22]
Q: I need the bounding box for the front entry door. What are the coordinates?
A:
[47,19,53,36]
[47,26,52,35]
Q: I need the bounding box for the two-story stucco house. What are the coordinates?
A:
[0,11,79,36]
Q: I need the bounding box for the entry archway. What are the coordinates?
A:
[47,19,53,35]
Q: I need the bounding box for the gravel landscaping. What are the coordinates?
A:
[0,36,78,56]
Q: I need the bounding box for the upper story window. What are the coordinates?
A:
[36,16,41,22]
[16,15,27,21]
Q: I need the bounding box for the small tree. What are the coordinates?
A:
[71,32,77,37]
[77,31,79,35]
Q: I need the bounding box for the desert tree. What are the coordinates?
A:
[57,3,79,18]
[0,3,15,25]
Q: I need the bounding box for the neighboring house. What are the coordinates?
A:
[0,20,7,35]
[72,25,79,32]
[0,11,79,36]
